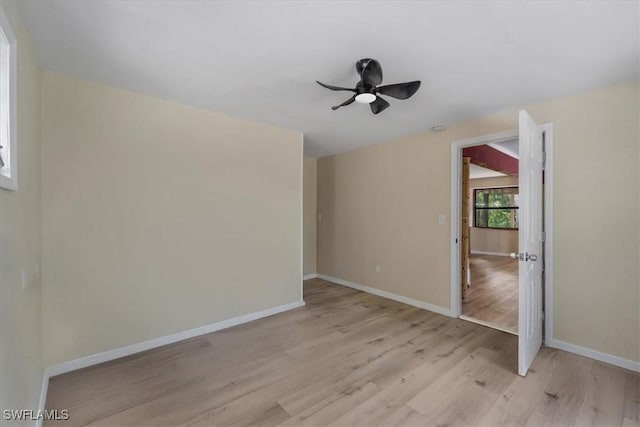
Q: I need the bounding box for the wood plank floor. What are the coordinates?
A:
[45,279,639,427]
[463,254,519,334]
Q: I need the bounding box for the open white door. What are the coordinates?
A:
[517,110,544,376]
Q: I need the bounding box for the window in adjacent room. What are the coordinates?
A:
[0,5,16,191]
[474,186,519,229]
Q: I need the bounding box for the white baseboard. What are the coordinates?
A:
[317,274,453,318]
[303,273,318,280]
[546,338,640,373]
[46,300,305,378]
[470,250,512,257]
[36,371,49,427]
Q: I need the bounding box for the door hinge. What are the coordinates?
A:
[541,311,545,321]
[542,152,546,171]
[542,231,546,242]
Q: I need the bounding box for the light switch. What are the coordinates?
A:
[438,214,446,225]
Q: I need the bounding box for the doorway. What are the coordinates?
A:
[449,115,554,376]
[460,137,519,335]
[461,157,520,335]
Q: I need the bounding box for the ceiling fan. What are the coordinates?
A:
[316,58,421,114]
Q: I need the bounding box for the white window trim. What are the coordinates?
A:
[0,4,17,191]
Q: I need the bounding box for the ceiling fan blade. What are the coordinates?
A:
[370,96,390,114]
[316,81,356,92]
[331,95,356,110]
[360,59,383,87]
[376,81,421,100]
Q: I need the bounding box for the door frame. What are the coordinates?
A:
[449,124,554,343]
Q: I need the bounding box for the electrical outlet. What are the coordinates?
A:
[375,264,381,274]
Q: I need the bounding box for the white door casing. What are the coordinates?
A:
[517,110,544,376]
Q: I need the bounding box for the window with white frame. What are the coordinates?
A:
[0,5,16,191]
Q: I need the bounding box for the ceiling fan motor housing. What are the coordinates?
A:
[355,81,375,95]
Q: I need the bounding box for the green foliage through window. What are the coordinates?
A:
[474,187,519,229]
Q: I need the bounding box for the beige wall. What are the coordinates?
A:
[318,81,639,363]
[0,0,43,417]
[41,72,303,367]
[303,156,317,275]
[470,228,517,255]
[469,176,519,254]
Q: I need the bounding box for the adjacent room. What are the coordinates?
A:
[460,141,520,334]
[1,1,638,426]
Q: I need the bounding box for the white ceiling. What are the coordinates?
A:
[469,164,506,180]
[489,138,519,159]
[19,1,639,157]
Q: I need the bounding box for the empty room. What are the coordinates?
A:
[460,141,520,334]
[1,1,638,426]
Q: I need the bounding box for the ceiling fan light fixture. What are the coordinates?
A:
[355,93,376,104]
[317,59,420,114]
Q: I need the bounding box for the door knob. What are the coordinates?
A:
[511,252,538,262]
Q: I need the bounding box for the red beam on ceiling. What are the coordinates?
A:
[462,145,518,176]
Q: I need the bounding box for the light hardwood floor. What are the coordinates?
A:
[463,254,519,334]
[45,279,639,427]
